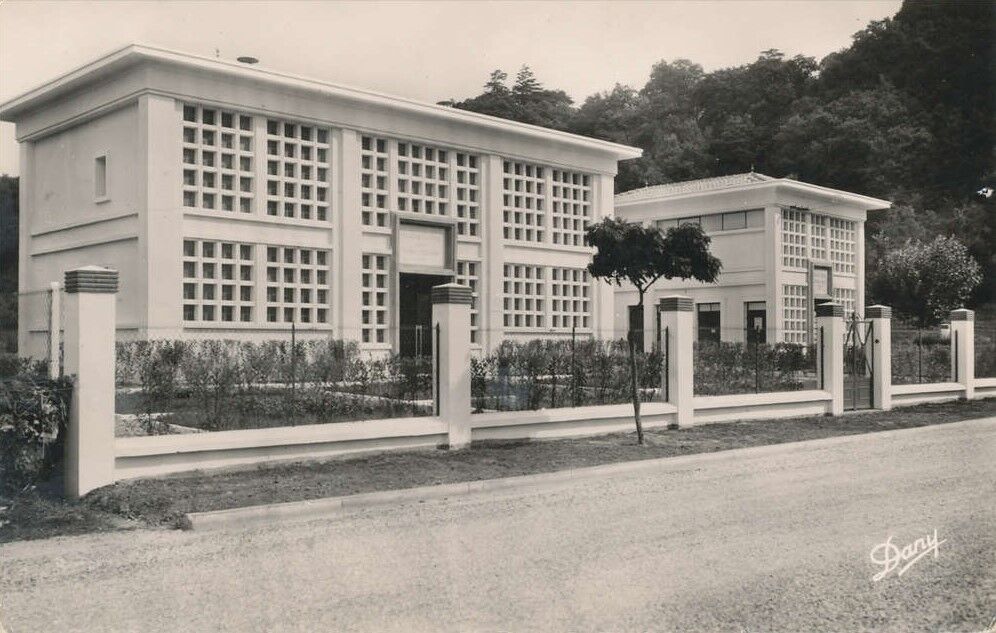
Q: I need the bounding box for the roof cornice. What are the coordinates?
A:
[1,43,643,161]
[615,178,891,210]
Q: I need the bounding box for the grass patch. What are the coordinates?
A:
[3,397,995,543]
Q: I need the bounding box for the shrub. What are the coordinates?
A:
[0,372,72,493]
[114,338,435,431]
[471,338,659,412]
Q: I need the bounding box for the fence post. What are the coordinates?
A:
[949,309,974,399]
[659,295,693,427]
[431,283,473,449]
[62,266,118,499]
[815,302,845,416]
[866,305,892,411]
[48,281,61,379]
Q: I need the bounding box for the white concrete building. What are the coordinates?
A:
[613,173,890,348]
[1,44,641,358]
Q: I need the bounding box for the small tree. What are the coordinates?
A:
[869,235,981,327]
[585,218,721,443]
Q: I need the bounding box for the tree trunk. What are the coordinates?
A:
[628,330,645,445]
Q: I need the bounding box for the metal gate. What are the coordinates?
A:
[843,316,874,410]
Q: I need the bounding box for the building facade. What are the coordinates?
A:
[1,45,641,358]
[613,173,891,348]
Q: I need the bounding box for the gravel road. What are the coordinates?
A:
[2,418,994,632]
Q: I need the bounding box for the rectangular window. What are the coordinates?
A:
[783,285,809,344]
[361,254,390,344]
[502,161,546,243]
[549,267,591,330]
[94,155,108,200]
[550,170,591,247]
[181,103,254,214]
[264,119,332,222]
[262,245,332,325]
[721,211,746,231]
[360,136,390,228]
[502,263,545,329]
[456,261,481,344]
[696,303,721,342]
[181,239,255,324]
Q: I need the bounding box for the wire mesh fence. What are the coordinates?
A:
[0,287,65,374]
[114,327,434,437]
[975,321,996,378]
[693,327,818,396]
[471,330,664,413]
[890,327,950,385]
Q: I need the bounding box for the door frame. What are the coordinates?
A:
[390,213,458,352]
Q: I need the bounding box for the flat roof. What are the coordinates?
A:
[616,172,891,210]
[0,44,643,161]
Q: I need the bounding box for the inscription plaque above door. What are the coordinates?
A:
[397,222,449,270]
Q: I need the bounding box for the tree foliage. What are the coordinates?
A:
[868,236,982,327]
[447,1,995,305]
[585,218,721,443]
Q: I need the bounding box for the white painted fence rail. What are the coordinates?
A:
[52,265,988,495]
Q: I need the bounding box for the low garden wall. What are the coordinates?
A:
[110,391,851,480]
[692,390,831,425]
[891,382,966,407]
[114,416,447,480]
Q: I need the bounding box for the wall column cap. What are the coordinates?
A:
[64,266,119,294]
[866,305,892,319]
[659,295,693,312]
[431,283,472,305]
[950,308,974,321]
[816,302,844,318]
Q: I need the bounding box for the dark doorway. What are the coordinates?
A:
[697,303,721,342]
[745,301,767,344]
[399,273,451,357]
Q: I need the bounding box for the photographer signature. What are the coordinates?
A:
[870,528,945,582]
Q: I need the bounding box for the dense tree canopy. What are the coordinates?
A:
[443,1,996,307]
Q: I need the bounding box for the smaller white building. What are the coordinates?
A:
[612,173,891,348]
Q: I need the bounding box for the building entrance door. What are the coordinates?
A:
[745,301,767,343]
[399,273,451,357]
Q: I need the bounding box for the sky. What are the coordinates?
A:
[0,0,903,176]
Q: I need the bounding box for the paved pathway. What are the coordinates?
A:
[2,418,994,632]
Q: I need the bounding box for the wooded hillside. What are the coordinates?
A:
[442,1,995,305]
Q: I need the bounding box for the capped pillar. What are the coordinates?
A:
[432,283,473,449]
[866,305,892,410]
[63,266,118,498]
[659,295,694,427]
[949,309,974,399]
[816,302,845,416]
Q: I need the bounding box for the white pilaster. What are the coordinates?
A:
[63,267,118,498]
[432,283,473,448]
[481,154,505,352]
[139,94,184,339]
[950,309,974,399]
[659,295,694,427]
[816,302,845,415]
[337,129,363,343]
[594,173,615,341]
[867,305,892,410]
